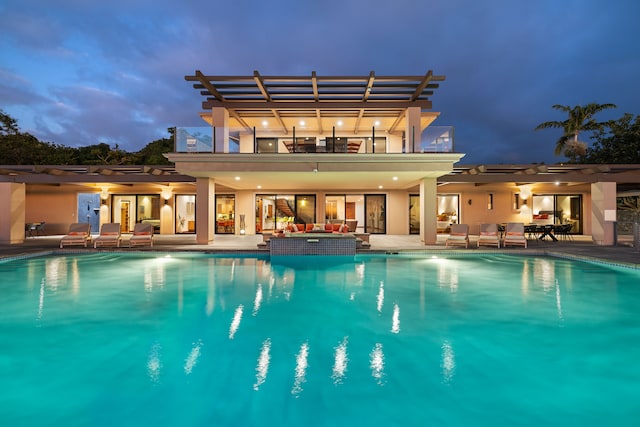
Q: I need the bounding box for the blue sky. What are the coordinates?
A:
[1,0,639,164]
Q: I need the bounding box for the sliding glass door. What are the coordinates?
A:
[365,194,386,234]
[255,194,316,232]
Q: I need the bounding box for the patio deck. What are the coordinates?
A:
[2,233,639,269]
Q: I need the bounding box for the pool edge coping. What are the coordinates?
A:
[1,248,638,271]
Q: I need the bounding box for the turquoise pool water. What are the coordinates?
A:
[1,253,639,426]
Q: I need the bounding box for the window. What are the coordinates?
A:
[325,195,346,221]
[215,195,235,234]
[366,137,386,153]
[409,194,420,234]
[256,138,278,153]
[325,137,348,153]
[532,194,582,234]
[175,195,195,234]
[437,194,460,233]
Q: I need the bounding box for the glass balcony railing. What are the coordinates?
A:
[416,126,454,153]
[174,125,454,154]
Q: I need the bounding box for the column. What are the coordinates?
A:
[212,107,230,153]
[405,107,421,153]
[591,182,616,245]
[420,177,437,245]
[196,178,215,244]
[160,192,172,234]
[0,183,26,244]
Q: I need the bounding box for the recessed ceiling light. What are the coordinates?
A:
[374,120,380,127]
[235,176,240,181]
[337,120,343,126]
[262,120,268,127]
[378,185,383,189]
[299,120,305,126]
[392,176,398,181]
[257,185,262,189]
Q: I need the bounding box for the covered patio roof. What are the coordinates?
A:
[184,70,445,134]
[3,164,639,191]
[439,164,640,185]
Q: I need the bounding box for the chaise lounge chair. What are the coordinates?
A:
[503,222,527,248]
[59,223,92,248]
[477,223,501,248]
[93,223,122,248]
[129,222,154,247]
[445,223,469,248]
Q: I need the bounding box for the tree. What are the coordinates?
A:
[534,103,617,162]
[135,137,174,165]
[582,113,640,163]
[0,111,175,165]
[0,109,20,135]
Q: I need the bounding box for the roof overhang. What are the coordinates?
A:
[168,153,464,191]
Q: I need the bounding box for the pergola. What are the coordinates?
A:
[184,70,446,134]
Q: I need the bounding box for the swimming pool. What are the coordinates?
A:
[1,253,639,426]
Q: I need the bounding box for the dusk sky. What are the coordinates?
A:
[1,0,639,165]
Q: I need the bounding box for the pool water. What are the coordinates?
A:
[1,253,639,426]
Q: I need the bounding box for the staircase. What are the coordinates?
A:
[276,198,296,218]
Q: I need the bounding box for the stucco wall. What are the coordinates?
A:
[442,185,593,236]
[26,191,83,235]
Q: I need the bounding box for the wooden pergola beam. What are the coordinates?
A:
[363,71,375,101]
[253,70,271,102]
[195,70,225,101]
[410,71,433,101]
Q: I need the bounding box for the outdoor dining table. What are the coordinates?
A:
[537,224,558,242]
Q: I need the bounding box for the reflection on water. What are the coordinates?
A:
[391,303,400,334]
[147,342,162,383]
[252,283,263,316]
[436,258,458,292]
[556,280,564,321]
[332,337,349,384]
[45,257,67,290]
[441,340,455,384]
[370,343,385,385]
[291,342,309,397]
[37,278,45,321]
[534,258,555,291]
[229,304,244,339]
[376,281,384,313]
[254,338,271,391]
[184,339,202,375]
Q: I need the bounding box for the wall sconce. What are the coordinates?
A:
[101,199,106,205]
[164,199,169,205]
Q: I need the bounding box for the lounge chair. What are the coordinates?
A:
[477,223,501,248]
[59,223,92,248]
[445,224,469,248]
[503,222,527,248]
[129,222,154,247]
[93,223,122,248]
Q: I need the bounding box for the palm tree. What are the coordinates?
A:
[535,103,617,162]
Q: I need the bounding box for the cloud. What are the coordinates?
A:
[1,0,639,161]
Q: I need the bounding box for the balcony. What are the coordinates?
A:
[174,126,454,155]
